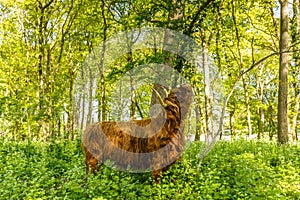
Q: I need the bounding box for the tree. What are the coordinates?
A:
[1,0,299,142]
[278,0,289,144]
[289,0,300,141]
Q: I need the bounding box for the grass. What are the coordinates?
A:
[0,138,299,199]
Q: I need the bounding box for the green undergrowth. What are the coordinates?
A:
[0,138,299,199]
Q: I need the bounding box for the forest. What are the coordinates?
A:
[0,0,300,199]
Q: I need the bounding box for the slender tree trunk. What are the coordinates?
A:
[231,0,252,137]
[289,0,300,141]
[258,107,265,140]
[57,115,61,139]
[37,3,46,138]
[119,82,124,121]
[163,0,183,73]
[98,0,107,122]
[187,107,192,139]
[80,84,86,130]
[203,46,213,143]
[198,23,214,142]
[195,104,202,141]
[229,111,235,139]
[267,106,275,140]
[257,67,265,140]
[73,88,81,131]
[79,65,87,129]
[278,0,289,144]
[243,79,252,137]
[86,66,94,126]
[25,64,31,139]
[125,30,136,119]
[130,76,137,119]
[67,71,75,140]
[290,106,299,140]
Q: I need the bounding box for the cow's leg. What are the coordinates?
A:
[84,151,99,178]
[88,157,99,175]
[85,159,89,175]
[152,169,162,183]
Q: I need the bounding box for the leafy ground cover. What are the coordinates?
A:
[0,138,299,199]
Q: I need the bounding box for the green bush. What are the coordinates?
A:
[0,138,299,199]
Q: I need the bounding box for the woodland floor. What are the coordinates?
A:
[0,138,299,199]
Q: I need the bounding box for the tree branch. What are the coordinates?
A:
[186,0,215,35]
[241,52,279,76]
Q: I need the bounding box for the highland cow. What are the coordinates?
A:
[82,84,192,182]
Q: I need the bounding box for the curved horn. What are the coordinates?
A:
[152,88,168,108]
[156,84,169,97]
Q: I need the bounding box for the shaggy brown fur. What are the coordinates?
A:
[82,84,192,182]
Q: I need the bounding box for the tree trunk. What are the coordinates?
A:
[243,79,252,137]
[195,104,202,141]
[229,111,235,139]
[203,46,213,143]
[86,66,94,126]
[37,2,47,139]
[125,30,136,119]
[231,0,252,137]
[97,0,107,122]
[289,0,300,141]
[67,69,75,140]
[258,107,265,140]
[290,107,299,141]
[278,0,289,144]
[80,87,86,130]
[130,76,137,119]
[187,107,192,139]
[163,0,183,75]
[118,81,124,121]
[257,67,265,140]
[267,106,275,140]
